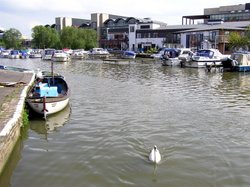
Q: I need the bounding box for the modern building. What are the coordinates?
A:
[182,3,250,24]
[54,3,250,53]
[100,17,169,51]
[179,21,250,54]
[55,17,92,32]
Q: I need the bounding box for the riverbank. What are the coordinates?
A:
[0,69,34,174]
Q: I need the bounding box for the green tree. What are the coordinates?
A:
[60,27,78,49]
[84,29,97,50]
[60,27,97,49]
[32,26,60,49]
[3,28,22,49]
[228,27,250,51]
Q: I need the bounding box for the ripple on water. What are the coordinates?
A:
[1,59,250,187]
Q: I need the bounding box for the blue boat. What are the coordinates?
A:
[122,51,136,59]
[8,50,20,59]
[222,52,250,72]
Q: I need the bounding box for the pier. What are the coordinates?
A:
[0,69,34,174]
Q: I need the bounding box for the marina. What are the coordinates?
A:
[0,57,250,187]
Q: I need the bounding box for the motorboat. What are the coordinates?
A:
[161,48,193,66]
[19,50,29,59]
[26,71,70,119]
[8,50,20,59]
[71,49,88,59]
[51,50,70,62]
[222,51,250,72]
[42,48,55,60]
[89,48,110,58]
[184,49,229,68]
[121,51,136,59]
[29,49,42,58]
[0,50,10,58]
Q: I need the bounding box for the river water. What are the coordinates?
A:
[1,58,250,187]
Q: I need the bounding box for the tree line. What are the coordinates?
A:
[0,26,98,50]
[1,25,250,51]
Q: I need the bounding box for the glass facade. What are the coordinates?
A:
[210,12,250,21]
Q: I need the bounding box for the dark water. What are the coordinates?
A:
[1,58,250,187]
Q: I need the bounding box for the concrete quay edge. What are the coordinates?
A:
[0,71,35,174]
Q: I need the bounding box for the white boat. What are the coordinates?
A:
[29,49,42,58]
[42,49,55,60]
[51,50,70,62]
[89,48,110,58]
[184,49,229,68]
[121,51,136,59]
[71,49,88,59]
[26,72,70,118]
[0,50,10,58]
[161,48,193,66]
[8,50,20,59]
[222,51,250,72]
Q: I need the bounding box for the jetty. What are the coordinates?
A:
[0,69,34,174]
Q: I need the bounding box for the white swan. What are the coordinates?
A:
[149,145,161,164]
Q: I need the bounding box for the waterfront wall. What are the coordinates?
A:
[0,73,35,174]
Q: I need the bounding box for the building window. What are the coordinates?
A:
[140,25,150,29]
[130,26,135,32]
[137,33,141,38]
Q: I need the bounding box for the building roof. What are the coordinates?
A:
[176,21,250,33]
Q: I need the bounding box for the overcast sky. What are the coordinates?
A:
[0,0,249,38]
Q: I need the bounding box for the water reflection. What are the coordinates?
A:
[29,104,71,137]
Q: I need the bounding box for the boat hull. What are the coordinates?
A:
[184,60,222,68]
[162,58,181,66]
[52,57,69,62]
[27,97,69,115]
[234,66,250,72]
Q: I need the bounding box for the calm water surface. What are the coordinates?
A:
[1,58,250,187]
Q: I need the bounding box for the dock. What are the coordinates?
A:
[0,69,34,174]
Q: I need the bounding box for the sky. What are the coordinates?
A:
[0,0,249,38]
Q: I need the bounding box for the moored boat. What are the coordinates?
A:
[89,48,110,58]
[29,49,42,58]
[19,50,29,59]
[71,49,88,59]
[0,50,10,58]
[42,48,55,60]
[122,51,136,59]
[161,48,193,66]
[222,51,250,72]
[26,72,70,118]
[8,50,20,59]
[51,50,70,62]
[183,49,229,68]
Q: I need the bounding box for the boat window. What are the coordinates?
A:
[196,50,213,58]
